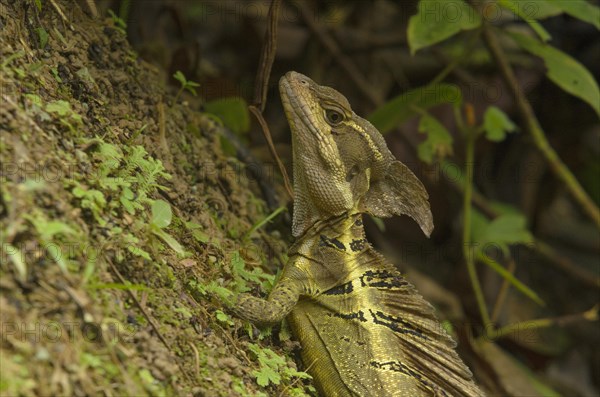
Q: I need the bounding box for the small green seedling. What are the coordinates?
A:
[173,71,200,103]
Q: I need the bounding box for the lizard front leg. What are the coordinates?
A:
[234,270,305,326]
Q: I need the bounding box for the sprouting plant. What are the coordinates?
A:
[107,9,127,35]
[173,71,200,103]
[247,343,313,394]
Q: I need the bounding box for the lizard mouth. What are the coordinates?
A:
[279,72,325,140]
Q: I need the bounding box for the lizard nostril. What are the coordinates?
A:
[300,80,307,85]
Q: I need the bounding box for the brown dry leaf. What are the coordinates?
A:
[180,258,197,268]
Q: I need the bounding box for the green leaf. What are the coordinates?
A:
[46,100,74,116]
[469,209,542,305]
[24,215,77,242]
[42,221,77,240]
[487,215,534,246]
[545,0,600,29]
[190,280,235,306]
[508,31,600,117]
[204,97,250,135]
[35,27,49,49]
[151,200,172,228]
[516,1,562,19]
[46,244,70,274]
[416,112,453,164]
[407,0,481,54]
[498,0,551,41]
[173,70,186,85]
[185,221,210,243]
[24,93,43,106]
[152,229,185,255]
[245,206,286,239]
[368,83,462,134]
[215,310,234,326]
[483,106,517,142]
[248,343,286,387]
[128,245,152,260]
[254,366,281,387]
[471,210,534,256]
[230,251,274,293]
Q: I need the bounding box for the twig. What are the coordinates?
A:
[480,24,600,227]
[106,256,192,383]
[249,106,294,199]
[187,341,201,380]
[48,0,74,30]
[253,0,281,111]
[487,304,599,341]
[250,0,293,200]
[84,0,98,18]
[296,1,383,106]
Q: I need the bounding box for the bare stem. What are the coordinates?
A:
[486,305,599,341]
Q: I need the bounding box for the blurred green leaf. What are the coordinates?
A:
[152,229,185,255]
[483,106,517,142]
[417,112,453,164]
[408,0,481,54]
[543,0,600,29]
[185,221,210,243]
[499,0,551,41]
[173,70,200,97]
[471,210,534,256]
[509,31,600,117]
[151,200,172,229]
[204,97,250,134]
[35,27,49,49]
[215,309,234,326]
[368,83,462,134]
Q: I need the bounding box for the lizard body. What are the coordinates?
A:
[235,71,484,397]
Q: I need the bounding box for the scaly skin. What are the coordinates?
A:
[235,72,485,397]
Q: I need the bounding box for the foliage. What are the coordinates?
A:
[107,9,127,35]
[149,200,187,256]
[247,343,313,394]
[204,97,251,135]
[372,6,599,386]
[368,83,462,134]
[507,30,600,117]
[407,0,481,54]
[173,70,200,102]
[416,111,453,164]
[482,106,517,142]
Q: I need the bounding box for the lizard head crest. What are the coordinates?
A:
[280,71,433,237]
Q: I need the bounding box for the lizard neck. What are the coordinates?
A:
[290,212,369,259]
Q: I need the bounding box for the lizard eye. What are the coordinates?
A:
[325,109,344,126]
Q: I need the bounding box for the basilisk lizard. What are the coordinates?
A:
[235,71,484,397]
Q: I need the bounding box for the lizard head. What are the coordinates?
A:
[280,71,433,237]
